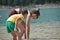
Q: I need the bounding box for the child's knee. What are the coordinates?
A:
[12,35,17,38]
[12,35,17,40]
[21,28,25,33]
[17,33,22,37]
[11,32,17,38]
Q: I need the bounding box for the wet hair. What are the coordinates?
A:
[21,9,28,15]
[31,9,40,17]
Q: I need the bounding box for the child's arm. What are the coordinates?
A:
[25,10,30,40]
[14,17,20,31]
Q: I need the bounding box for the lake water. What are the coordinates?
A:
[0,8,60,26]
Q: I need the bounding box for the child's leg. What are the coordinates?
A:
[11,32,17,40]
[21,21,26,39]
[14,31,22,40]
[20,21,30,39]
[15,21,26,40]
[11,31,22,40]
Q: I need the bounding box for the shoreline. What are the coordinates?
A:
[0,4,60,10]
[35,4,60,9]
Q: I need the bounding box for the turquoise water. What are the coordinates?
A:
[0,8,60,26]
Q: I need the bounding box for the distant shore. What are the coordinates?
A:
[0,4,60,10]
[35,3,60,9]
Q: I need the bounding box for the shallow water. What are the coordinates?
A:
[0,8,60,26]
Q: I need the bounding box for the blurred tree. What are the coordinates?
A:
[25,0,32,5]
[52,0,56,3]
[7,0,14,6]
[38,0,45,4]
[13,0,18,6]
[19,0,23,6]
[33,0,45,4]
[32,0,37,4]
[2,0,7,5]
[47,0,51,3]
[0,0,60,6]
[58,0,60,1]
[17,0,20,5]
[10,0,14,6]
[45,0,48,3]
[56,0,60,3]
[0,0,2,5]
[22,0,26,6]
[30,0,33,4]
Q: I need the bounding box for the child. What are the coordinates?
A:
[6,9,40,40]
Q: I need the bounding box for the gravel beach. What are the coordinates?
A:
[0,22,60,40]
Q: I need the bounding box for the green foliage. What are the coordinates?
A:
[0,0,60,6]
